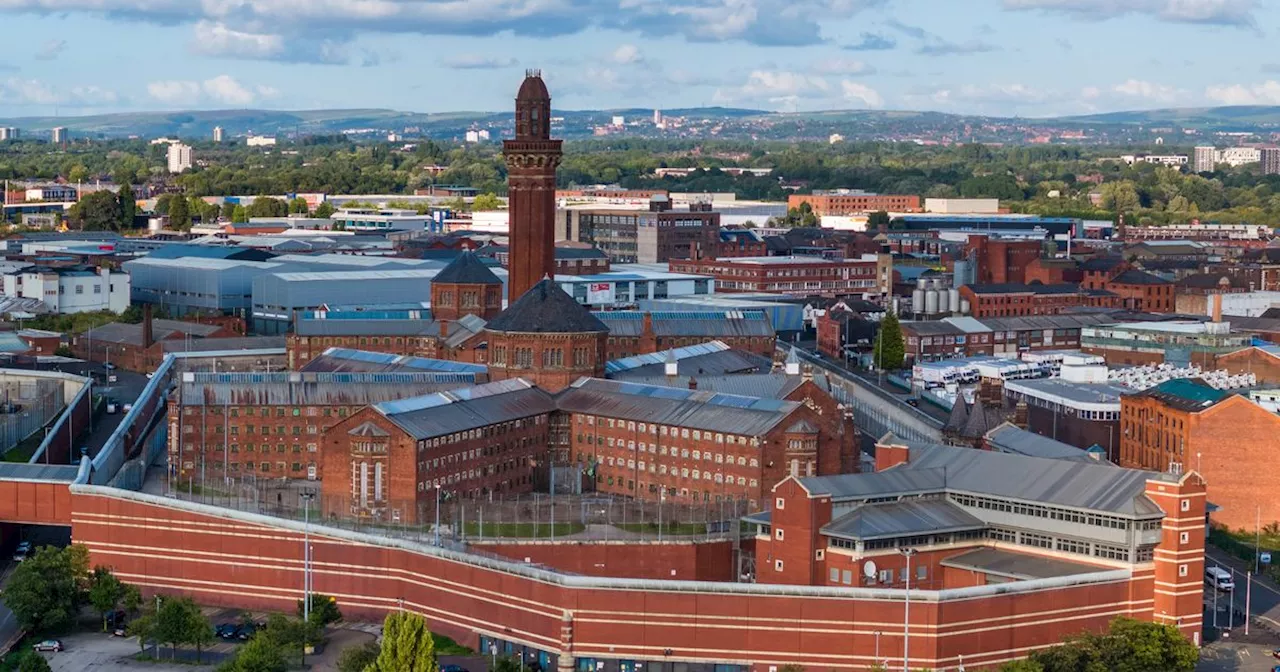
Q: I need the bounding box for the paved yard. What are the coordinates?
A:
[37,632,217,672]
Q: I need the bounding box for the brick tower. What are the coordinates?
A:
[503,70,562,301]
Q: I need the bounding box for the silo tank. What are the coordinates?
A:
[912,289,925,314]
[925,289,939,314]
[949,288,961,313]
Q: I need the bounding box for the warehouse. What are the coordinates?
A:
[252,269,451,334]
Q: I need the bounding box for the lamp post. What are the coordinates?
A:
[434,485,442,547]
[658,488,665,543]
[300,491,315,625]
[899,548,917,672]
[874,631,881,668]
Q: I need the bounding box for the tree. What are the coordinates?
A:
[999,660,1045,672]
[246,197,288,218]
[312,201,336,218]
[1029,617,1197,672]
[365,611,438,672]
[1100,180,1141,213]
[872,311,904,371]
[154,596,210,661]
[117,182,136,229]
[298,593,342,628]
[337,641,380,672]
[288,197,310,215]
[220,634,288,672]
[168,194,191,230]
[444,196,468,212]
[15,651,52,672]
[88,566,125,631]
[5,545,90,633]
[122,583,143,614]
[232,204,249,223]
[866,210,891,231]
[220,201,238,221]
[68,165,88,184]
[471,193,502,211]
[68,191,123,231]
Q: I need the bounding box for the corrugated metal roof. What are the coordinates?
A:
[375,379,557,440]
[607,372,830,399]
[0,463,79,482]
[940,547,1104,580]
[556,378,800,436]
[985,424,1100,463]
[822,498,984,541]
[604,341,772,377]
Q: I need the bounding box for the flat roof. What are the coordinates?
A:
[941,547,1107,580]
[1003,377,1129,410]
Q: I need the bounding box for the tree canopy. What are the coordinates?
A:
[365,611,438,672]
[873,312,905,371]
[6,545,90,633]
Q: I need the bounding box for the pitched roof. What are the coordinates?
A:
[1078,256,1126,272]
[941,547,1105,580]
[301,348,488,375]
[1109,269,1169,285]
[177,371,477,406]
[964,283,1083,295]
[610,372,830,399]
[431,250,502,285]
[1176,273,1249,290]
[787,419,820,433]
[374,378,558,440]
[486,279,608,334]
[555,378,801,436]
[597,311,774,338]
[605,341,771,377]
[984,423,1102,463]
[1136,377,1231,412]
[821,498,984,541]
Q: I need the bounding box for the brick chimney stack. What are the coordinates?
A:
[142,303,154,349]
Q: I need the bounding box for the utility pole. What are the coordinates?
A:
[900,548,916,672]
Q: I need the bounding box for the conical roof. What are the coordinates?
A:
[486,278,608,334]
[433,251,501,285]
[944,398,971,434]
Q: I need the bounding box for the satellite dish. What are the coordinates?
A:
[863,560,877,579]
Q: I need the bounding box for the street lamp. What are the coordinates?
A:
[434,484,442,547]
[658,488,665,543]
[899,548,917,672]
[300,491,316,625]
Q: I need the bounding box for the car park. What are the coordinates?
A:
[33,640,63,652]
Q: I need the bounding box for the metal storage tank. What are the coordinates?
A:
[948,288,961,313]
[960,299,971,314]
[953,260,971,287]
[917,278,929,290]
[924,288,939,314]
[912,288,925,314]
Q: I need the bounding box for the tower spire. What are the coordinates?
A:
[503,70,562,301]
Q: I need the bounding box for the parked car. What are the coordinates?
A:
[904,397,920,407]
[237,622,258,640]
[442,665,469,672]
[215,623,239,639]
[32,640,63,652]
[104,609,126,629]
[13,541,31,562]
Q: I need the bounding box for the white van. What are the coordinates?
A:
[1205,566,1235,591]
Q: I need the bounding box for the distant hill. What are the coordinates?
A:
[3,104,1279,142]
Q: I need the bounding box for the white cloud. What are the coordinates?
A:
[1205,80,1280,105]
[1002,0,1258,27]
[147,75,272,107]
[190,21,284,60]
[442,55,517,70]
[840,80,883,107]
[1112,78,1181,102]
[0,0,888,54]
[34,39,67,61]
[0,77,117,107]
[812,57,873,75]
[611,44,642,64]
[715,70,831,104]
[1081,86,1101,99]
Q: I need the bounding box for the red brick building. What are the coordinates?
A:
[319,378,557,522]
[787,192,920,216]
[596,311,776,359]
[670,255,886,296]
[429,251,505,321]
[1120,378,1280,529]
[72,316,235,372]
[967,236,1042,285]
[1023,258,1082,285]
[479,243,611,276]
[558,378,845,508]
[959,283,1117,318]
[168,370,482,482]
[485,279,609,393]
[1104,270,1175,312]
[751,437,1204,648]
[286,313,489,370]
[503,71,562,301]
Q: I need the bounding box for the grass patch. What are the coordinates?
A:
[1,435,40,463]
[433,633,472,656]
[461,521,585,538]
[614,521,712,536]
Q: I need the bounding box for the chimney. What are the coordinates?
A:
[142,303,154,349]
[439,319,449,339]
[784,348,801,376]
[688,377,698,390]
[1211,293,1223,323]
[642,312,653,336]
[875,441,910,471]
[802,364,813,382]
[1014,400,1029,429]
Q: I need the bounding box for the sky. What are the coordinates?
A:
[0,0,1277,118]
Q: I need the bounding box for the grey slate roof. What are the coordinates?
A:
[301,348,488,375]
[431,250,501,285]
[486,279,608,334]
[161,336,285,353]
[555,378,801,436]
[598,311,774,338]
[178,372,477,406]
[375,378,558,440]
[83,319,224,346]
[821,498,984,541]
[941,547,1104,580]
[1110,269,1170,285]
[596,371,829,400]
[984,423,1101,463]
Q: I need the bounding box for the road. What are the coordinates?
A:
[1206,547,1280,633]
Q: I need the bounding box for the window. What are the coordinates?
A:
[829,568,839,583]
[776,497,785,509]
[1180,499,1190,512]
[774,560,784,572]
[1179,532,1189,545]
[1178,564,1188,577]
[775,528,784,541]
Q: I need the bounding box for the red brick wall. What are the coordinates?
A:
[68,489,1189,671]
[473,539,736,581]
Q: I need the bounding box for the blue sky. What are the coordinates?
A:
[0,0,1276,118]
